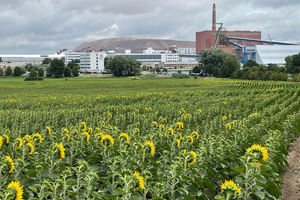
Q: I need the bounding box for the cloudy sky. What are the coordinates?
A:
[0,0,299,55]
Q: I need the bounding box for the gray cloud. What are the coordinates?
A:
[0,0,299,54]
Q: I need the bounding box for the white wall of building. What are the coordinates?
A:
[177,47,196,55]
[80,52,106,71]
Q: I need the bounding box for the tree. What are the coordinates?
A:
[67,59,80,70]
[0,68,3,76]
[285,53,300,74]
[106,55,141,76]
[50,58,65,78]
[46,66,52,77]
[5,67,12,76]
[0,57,2,62]
[30,68,37,77]
[38,68,44,77]
[203,63,215,76]
[72,65,79,77]
[13,66,23,76]
[142,65,147,71]
[64,67,71,77]
[192,65,201,73]
[163,68,168,73]
[220,56,240,78]
[155,67,161,73]
[243,59,259,68]
[42,58,51,65]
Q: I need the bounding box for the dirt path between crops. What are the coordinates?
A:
[280,135,300,200]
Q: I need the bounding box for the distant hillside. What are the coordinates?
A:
[72,37,195,53]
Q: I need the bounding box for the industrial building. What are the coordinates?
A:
[79,52,106,71]
[196,3,300,65]
[196,4,262,55]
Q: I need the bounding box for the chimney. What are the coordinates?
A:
[212,3,216,31]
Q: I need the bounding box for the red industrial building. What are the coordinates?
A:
[196,4,262,55]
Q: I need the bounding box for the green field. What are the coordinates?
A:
[1,77,300,200]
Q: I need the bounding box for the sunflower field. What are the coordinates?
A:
[1,78,300,200]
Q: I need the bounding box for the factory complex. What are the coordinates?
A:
[1,3,299,72]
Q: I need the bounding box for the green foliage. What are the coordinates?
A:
[38,68,44,77]
[243,59,259,68]
[1,78,300,199]
[67,59,79,70]
[24,76,44,81]
[13,66,23,76]
[286,53,300,74]
[42,58,51,65]
[72,65,79,77]
[64,67,72,77]
[0,68,3,76]
[172,73,190,78]
[155,67,161,73]
[163,68,168,73]
[50,58,65,78]
[0,57,2,62]
[192,65,201,73]
[106,55,141,76]
[30,68,37,77]
[200,50,240,78]
[5,66,13,76]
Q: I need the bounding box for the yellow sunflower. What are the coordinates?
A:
[0,135,3,147]
[32,133,43,143]
[222,116,227,120]
[27,142,34,155]
[46,126,51,134]
[3,134,9,144]
[176,139,180,147]
[159,125,165,131]
[144,141,155,155]
[88,128,93,134]
[82,132,90,142]
[191,131,199,139]
[6,156,15,172]
[108,113,112,119]
[102,121,105,127]
[175,122,182,130]
[16,138,23,148]
[101,134,114,148]
[225,123,231,130]
[151,121,158,128]
[118,133,130,143]
[81,121,86,132]
[167,128,174,136]
[246,144,268,163]
[66,133,70,142]
[186,136,193,145]
[220,180,241,198]
[95,132,104,142]
[64,128,69,134]
[188,151,197,166]
[134,171,145,189]
[53,143,65,160]
[7,181,23,200]
[95,127,100,133]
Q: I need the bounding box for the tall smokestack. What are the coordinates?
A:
[212,3,216,31]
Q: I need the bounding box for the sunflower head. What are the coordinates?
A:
[220,180,241,199]
[144,141,155,155]
[32,133,43,143]
[81,121,86,132]
[82,132,90,142]
[187,151,197,166]
[6,181,23,200]
[246,144,268,164]
[167,128,174,136]
[101,134,114,148]
[133,171,145,189]
[118,133,130,143]
[27,142,34,155]
[6,156,15,172]
[151,121,158,128]
[46,126,51,134]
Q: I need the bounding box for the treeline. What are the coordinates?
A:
[0,58,80,78]
[193,50,300,81]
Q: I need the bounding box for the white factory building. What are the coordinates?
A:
[79,52,106,71]
[244,45,300,65]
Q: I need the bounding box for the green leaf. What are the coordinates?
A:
[253,190,265,200]
[29,186,37,193]
[152,195,164,200]
[265,179,281,198]
[203,177,216,196]
[104,194,118,200]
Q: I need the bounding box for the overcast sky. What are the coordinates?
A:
[0,0,299,55]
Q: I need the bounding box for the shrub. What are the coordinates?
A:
[25,76,43,81]
[172,73,190,79]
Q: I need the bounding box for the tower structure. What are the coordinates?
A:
[212,4,216,31]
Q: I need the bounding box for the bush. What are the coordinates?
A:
[172,73,190,79]
[25,76,43,81]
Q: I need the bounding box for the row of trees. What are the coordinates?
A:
[0,58,80,78]
[192,50,300,81]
